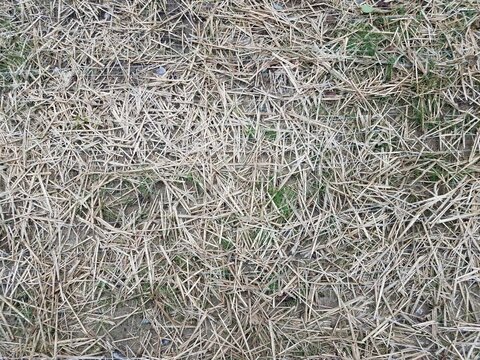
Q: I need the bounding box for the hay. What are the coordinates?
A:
[0,0,479,359]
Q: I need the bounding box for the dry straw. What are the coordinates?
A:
[0,0,479,359]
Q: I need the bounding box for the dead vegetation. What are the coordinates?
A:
[0,0,479,359]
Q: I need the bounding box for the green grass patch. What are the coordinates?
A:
[267,279,279,293]
[221,237,234,251]
[347,24,386,56]
[265,129,278,141]
[268,185,296,220]
[385,56,396,82]
[245,125,256,139]
[0,19,31,88]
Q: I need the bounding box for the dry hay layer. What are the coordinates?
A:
[0,0,479,359]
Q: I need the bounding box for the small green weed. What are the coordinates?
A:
[268,186,296,219]
[101,206,118,223]
[427,165,444,182]
[293,343,327,357]
[411,97,433,128]
[246,125,256,139]
[73,115,89,128]
[222,268,234,281]
[372,17,399,31]
[12,291,35,323]
[265,129,277,141]
[396,6,406,15]
[183,173,202,192]
[140,281,152,294]
[173,255,187,268]
[385,56,396,82]
[0,19,31,87]
[137,177,155,199]
[220,237,234,250]
[347,25,385,56]
[415,65,446,95]
[268,279,279,293]
[20,305,34,322]
[155,285,181,312]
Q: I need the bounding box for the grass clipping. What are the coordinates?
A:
[1,0,479,359]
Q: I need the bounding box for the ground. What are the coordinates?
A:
[0,0,479,359]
